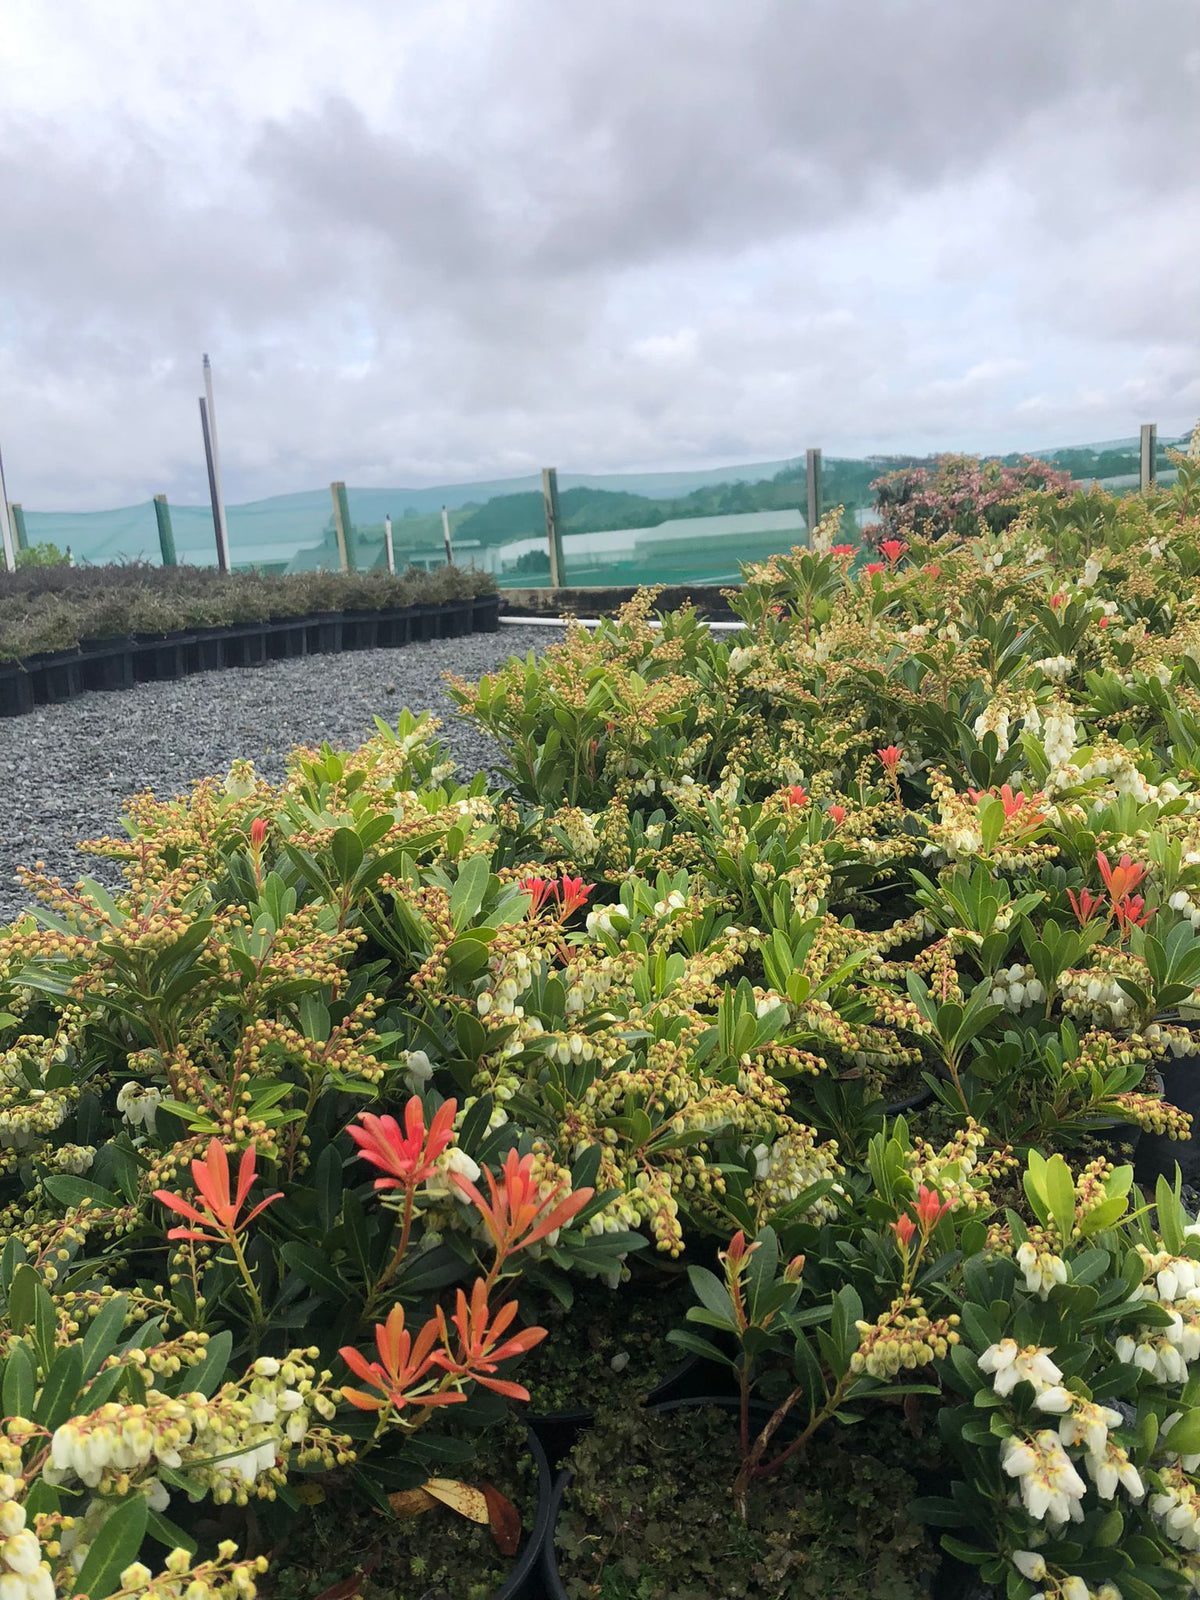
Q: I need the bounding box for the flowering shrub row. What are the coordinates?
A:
[1,446,1200,1595]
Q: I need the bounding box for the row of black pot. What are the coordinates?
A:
[0,595,501,717]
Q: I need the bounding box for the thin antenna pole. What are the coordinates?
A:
[384,513,395,575]
[441,505,454,566]
[202,355,231,571]
[0,435,16,572]
[199,397,229,574]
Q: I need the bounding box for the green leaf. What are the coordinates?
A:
[2,1342,36,1419]
[280,1241,347,1303]
[1165,1409,1200,1456]
[331,827,365,884]
[186,1330,233,1399]
[1043,1154,1077,1243]
[449,853,492,931]
[74,1494,149,1599]
[82,1295,130,1379]
[35,1343,84,1430]
[685,1266,736,1329]
[7,1262,39,1337]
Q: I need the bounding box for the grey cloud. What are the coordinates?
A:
[0,0,1197,511]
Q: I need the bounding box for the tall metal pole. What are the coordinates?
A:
[199,397,229,573]
[383,513,395,575]
[202,355,231,571]
[0,436,16,571]
[805,448,823,538]
[542,467,566,587]
[441,505,454,567]
[1140,423,1157,491]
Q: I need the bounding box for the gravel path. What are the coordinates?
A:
[0,625,563,926]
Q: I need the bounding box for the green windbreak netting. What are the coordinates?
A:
[18,434,1190,587]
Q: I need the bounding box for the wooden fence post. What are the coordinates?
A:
[805,448,822,538]
[1140,424,1157,491]
[153,494,178,566]
[542,468,566,587]
[330,482,356,573]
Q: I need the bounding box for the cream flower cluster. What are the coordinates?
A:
[988,963,1047,1013]
[0,1497,53,1600]
[1059,970,1138,1029]
[1016,1240,1069,1299]
[116,1081,162,1134]
[1034,655,1074,683]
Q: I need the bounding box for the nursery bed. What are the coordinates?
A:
[0,623,564,924]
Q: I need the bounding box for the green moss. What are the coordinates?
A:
[521,1273,694,1415]
[263,1416,538,1600]
[554,1403,938,1600]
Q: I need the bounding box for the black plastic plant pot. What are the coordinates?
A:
[0,663,35,717]
[28,649,83,705]
[541,1397,744,1600]
[265,618,308,661]
[437,599,472,638]
[131,635,192,683]
[79,638,135,694]
[541,1396,964,1600]
[223,624,268,668]
[411,603,440,642]
[1136,1027,1200,1187]
[489,1425,553,1600]
[473,593,502,633]
[882,1083,937,1117]
[342,610,381,651]
[374,609,411,649]
[184,628,228,675]
[525,1353,715,1468]
[306,612,343,654]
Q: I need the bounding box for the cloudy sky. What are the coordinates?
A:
[1,0,1198,511]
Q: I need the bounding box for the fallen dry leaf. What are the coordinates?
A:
[421,1478,490,1524]
[481,1482,522,1556]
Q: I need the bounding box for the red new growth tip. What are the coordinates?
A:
[831,543,857,559]
[249,817,268,850]
[435,1279,547,1399]
[1067,886,1104,928]
[451,1148,593,1264]
[864,562,886,576]
[877,745,902,774]
[880,539,908,564]
[1097,851,1148,905]
[339,1303,462,1413]
[518,875,553,917]
[1114,893,1154,936]
[154,1139,282,1244]
[782,785,809,809]
[924,563,941,579]
[1050,592,1066,611]
[828,804,846,826]
[892,1214,916,1251]
[347,1098,458,1192]
[915,1185,953,1232]
[553,875,594,918]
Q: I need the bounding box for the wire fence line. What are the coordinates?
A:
[7,427,1192,590]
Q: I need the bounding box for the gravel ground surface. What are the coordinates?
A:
[0,625,563,926]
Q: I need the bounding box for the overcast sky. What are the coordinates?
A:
[2,0,1198,511]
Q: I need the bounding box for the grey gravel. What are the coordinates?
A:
[0,625,564,925]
